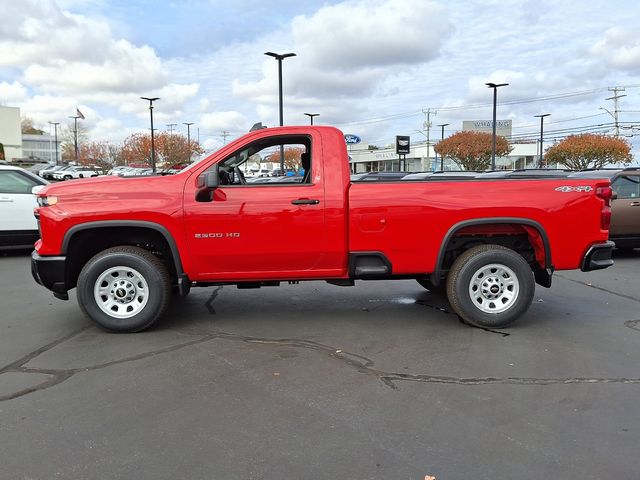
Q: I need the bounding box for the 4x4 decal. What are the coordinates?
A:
[555,185,593,193]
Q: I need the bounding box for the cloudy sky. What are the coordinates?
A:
[1,0,639,155]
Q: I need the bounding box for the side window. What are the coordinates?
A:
[0,170,39,194]
[612,175,640,198]
[210,136,312,186]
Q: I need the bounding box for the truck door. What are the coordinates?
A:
[183,135,328,279]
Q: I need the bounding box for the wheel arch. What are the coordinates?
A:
[62,220,185,290]
[432,217,552,286]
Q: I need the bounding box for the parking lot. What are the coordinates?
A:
[1,249,639,479]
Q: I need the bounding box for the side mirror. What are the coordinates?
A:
[32,185,45,195]
[196,165,220,202]
[204,169,219,189]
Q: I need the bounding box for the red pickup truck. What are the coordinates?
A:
[32,126,614,332]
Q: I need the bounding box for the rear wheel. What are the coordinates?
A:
[77,246,171,332]
[63,175,72,180]
[446,244,534,328]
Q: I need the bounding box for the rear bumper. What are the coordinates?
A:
[31,251,69,300]
[580,241,615,272]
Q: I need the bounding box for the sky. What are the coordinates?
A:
[1,0,639,157]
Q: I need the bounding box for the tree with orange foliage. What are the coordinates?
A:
[264,146,305,170]
[544,133,632,170]
[77,141,122,170]
[434,131,512,171]
[120,132,204,168]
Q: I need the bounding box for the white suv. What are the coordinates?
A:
[0,165,48,249]
[53,166,101,180]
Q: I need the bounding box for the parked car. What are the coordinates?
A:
[52,166,101,181]
[0,165,48,249]
[40,165,69,180]
[107,166,130,175]
[570,167,640,250]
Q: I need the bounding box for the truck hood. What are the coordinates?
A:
[39,173,183,197]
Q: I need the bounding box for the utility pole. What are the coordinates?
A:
[437,123,449,170]
[605,87,627,136]
[221,130,230,144]
[422,108,436,171]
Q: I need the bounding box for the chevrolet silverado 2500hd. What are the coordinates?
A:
[31,126,614,332]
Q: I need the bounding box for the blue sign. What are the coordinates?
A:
[344,134,361,145]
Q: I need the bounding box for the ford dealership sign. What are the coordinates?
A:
[344,134,361,145]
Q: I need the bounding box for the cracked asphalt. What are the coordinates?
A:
[1,249,639,479]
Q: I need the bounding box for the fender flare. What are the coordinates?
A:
[431,217,552,283]
[62,220,185,276]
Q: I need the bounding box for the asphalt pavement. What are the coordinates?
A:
[1,249,639,480]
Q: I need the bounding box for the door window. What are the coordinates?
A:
[207,135,312,186]
[612,175,640,198]
[0,170,39,194]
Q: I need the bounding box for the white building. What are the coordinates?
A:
[22,134,61,163]
[0,106,23,161]
[348,140,540,173]
[348,119,548,173]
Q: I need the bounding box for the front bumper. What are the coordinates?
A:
[31,251,69,300]
[580,241,615,272]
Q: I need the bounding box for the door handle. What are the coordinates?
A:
[291,198,320,205]
[630,201,640,207]
[0,198,14,203]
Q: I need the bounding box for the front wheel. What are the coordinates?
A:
[446,244,535,328]
[77,246,171,332]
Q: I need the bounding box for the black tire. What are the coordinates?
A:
[63,175,72,181]
[77,246,171,332]
[446,244,535,328]
[416,278,446,294]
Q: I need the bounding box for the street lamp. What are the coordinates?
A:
[304,113,319,125]
[141,97,160,173]
[48,121,60,165]
[265,51,296,174]
[183,122,194,162]
[534,114,550,167]
[486,82,508,170]
[436,123,449,170]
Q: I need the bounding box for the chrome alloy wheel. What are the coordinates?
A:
[94,266,149,319]
[468,263,520,314]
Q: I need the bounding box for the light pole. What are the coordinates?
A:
[265,51,296,174]
[141,97,160,173]
[68,115,81,162]
[436,123,449,170]
[486,82,508,170]
[183,122,194,162]
[534,114,550,167]
[49,121,60,165]
[304,113,319,125]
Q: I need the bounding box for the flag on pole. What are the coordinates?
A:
[76,108,85,120]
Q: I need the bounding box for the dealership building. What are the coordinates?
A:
[348,119,541,173]
[0,106,61,163]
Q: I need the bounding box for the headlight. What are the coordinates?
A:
[37,196,58,207]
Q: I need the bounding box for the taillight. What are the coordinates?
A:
[596,184,612,231]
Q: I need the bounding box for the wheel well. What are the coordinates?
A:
[435,223,548,282]
[64,227,178,289]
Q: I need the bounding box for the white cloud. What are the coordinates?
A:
[590,27,640,72]
[0,81,28,104]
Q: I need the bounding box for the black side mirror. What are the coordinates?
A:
[196,165,220,202]
[204,169,219,189]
